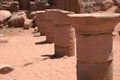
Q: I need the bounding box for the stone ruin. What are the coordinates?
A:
[34,9,120,80]
[0,0,120,80]
[0,0,120,30]
[48,0,114,13]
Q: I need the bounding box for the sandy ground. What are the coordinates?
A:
[0,27,120,80]
[0,28,76,80]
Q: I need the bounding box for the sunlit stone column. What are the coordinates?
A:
[36,11,46,36]
[45,9,59,43]
[68,13,120,80]
[53,10,76,57]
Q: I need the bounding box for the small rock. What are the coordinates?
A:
[115,6,120,13]
[0,34,8,43]
[113,23,120,36]
[100,1,113,11]
[24,19,33,29]
[112,0,120,5]
[0,64,14,74]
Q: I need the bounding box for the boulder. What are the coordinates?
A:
[0,10,11,21]
[8,11,27,28]
[24,19,33,29]
[0,10,11,29]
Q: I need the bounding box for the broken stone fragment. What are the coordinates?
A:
[115,6,120,13]
[24,19,33,29]
[113,23,120,36]
[112,0,120,5]
[0,34,8,43]
[8,11,27,28]
[0,64,14,74]
[0,10,12,21]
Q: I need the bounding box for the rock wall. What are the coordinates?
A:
[48,0,115,13]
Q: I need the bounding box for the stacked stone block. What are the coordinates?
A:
[35,11,46,35]
[54,10,76,57]
[68,13,120,80]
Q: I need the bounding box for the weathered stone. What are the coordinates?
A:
[54,24,76,57]
[68,13,120,80]
[8,11,27,28]
[24,19,33,29]
[77,61,113,80]
[76,33,113,62]
[0,10,11,21]
[0,20,4,29]
[0,10,11,28]
[112,0,120,5]
[30,2,38,11]
[54,10,76,57]
[48,0,80,13]
[0,64,14,74]
[9,1,19,12]
[18,0,30,10]
[113,23,120,36]
[35,0,45,10]
[0,34,8,43]
[115,6,120,13]
[68,13,120,34]
[48,0,113,13]
[30,11,36,19]
[45,9,58,43]
[36,11,46,35]
[100,1,113,11]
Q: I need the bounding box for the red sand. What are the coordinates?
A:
[0,28,76,80]
[0,27,120,80]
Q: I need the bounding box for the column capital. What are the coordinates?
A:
[36,11,45,21]
[54,10,74,25]
[45,9,60,21]
[68,13,120,34]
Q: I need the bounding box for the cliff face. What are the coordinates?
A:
[48,0,119,13]
[1,0,120,13]
[0,0,17,2]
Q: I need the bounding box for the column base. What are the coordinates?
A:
[77,60,113,80]
[46,36,54,43]
[40,32,46,36]
[54,45,75,57]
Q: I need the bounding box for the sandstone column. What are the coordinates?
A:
[53,10,76,57]
[36,11,46,36]
[45,9,59,43]
[68,13,120,80]
[57,0,80,13]
[18,0,30,10]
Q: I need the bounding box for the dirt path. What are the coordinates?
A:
[0,28,120,80]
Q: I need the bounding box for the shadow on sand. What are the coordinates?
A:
[41,54,63,60]
[35,40,50,45]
